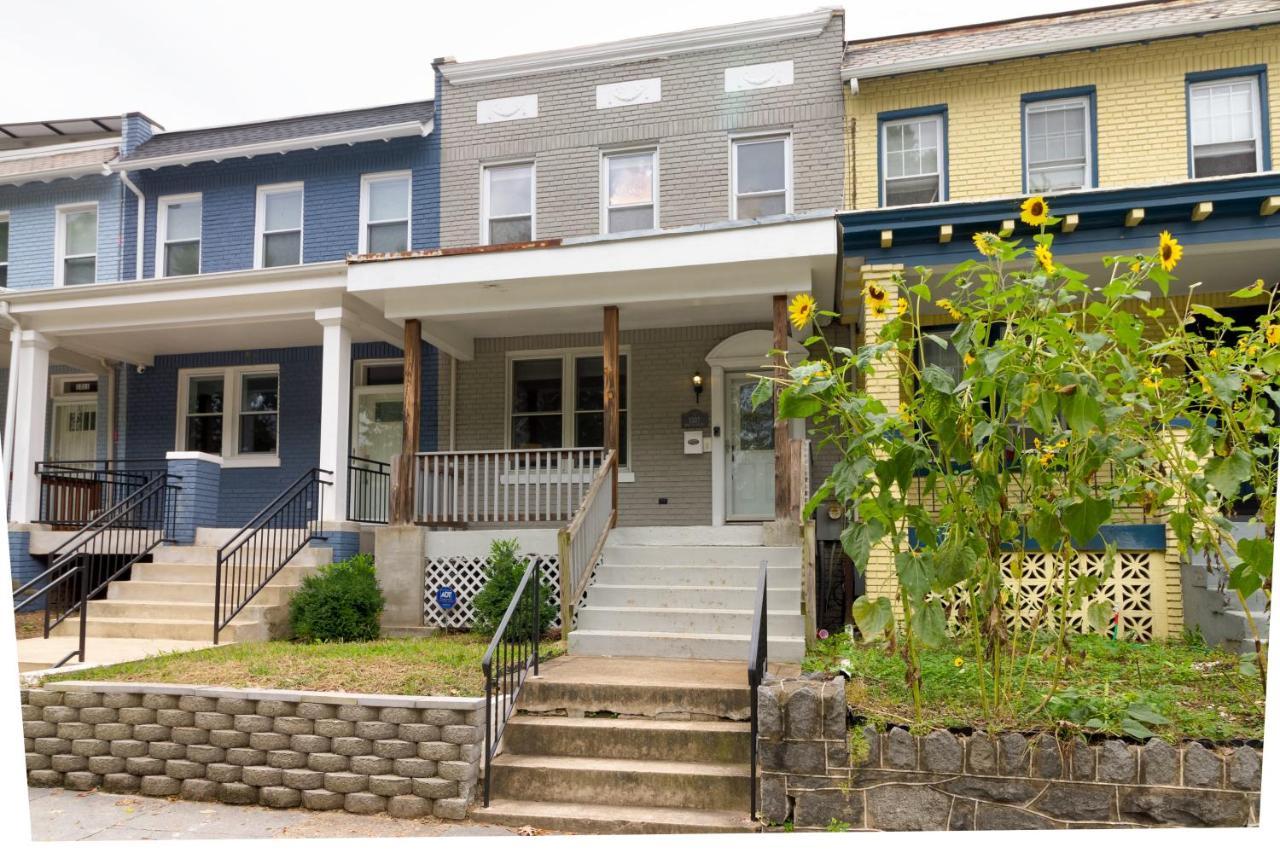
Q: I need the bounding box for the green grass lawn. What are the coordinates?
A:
[43,634,566,697]
[805,632,1265,742]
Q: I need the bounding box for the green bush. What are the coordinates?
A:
[470,538,556,638]
[289,553,385,642]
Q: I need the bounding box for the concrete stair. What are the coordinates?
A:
[568,539,806,662]
[1181,522,1271,654]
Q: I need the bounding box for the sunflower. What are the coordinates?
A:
[864,282,890,317]
[936,297,962,321]
[952,657,965,668]
[1158,231,1183,272]
[898,402,913,424]
[788,293,816,330]
[972,232,997,257]
[963,353,975,367]
[1268,324,1280,345]
[1020,196,1049,227]
[1034,243,1055,275]
[896,297,909,317]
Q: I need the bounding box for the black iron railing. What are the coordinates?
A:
[13,472,180,668]
[213,468,331,643]
[481,559,542,807]
[36,459,169,528]
[747,560,769,821]
[347,455,390,524]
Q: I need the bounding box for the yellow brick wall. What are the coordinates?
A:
[845,26,1280,209]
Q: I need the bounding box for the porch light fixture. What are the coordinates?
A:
[692,371,704,402]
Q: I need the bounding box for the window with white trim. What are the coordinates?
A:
[0,213,9,288]
[158,194,202,277]
[509,351,630,465]
[255,183,303,268]
[177,367,280,462]
[57,203,97,286]
[483,163,533,244]
[732,135,790,219]
[881,115,944,206]
[1189,75,1264,178]
[603,150,656,233]
[1025,97,1092,192]
[360,172,411,253]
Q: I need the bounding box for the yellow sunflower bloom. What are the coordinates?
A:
[1248,344,1260,356]
[864,282,890,317]
[898,403,913,424]
[788,293,816,330]
[953,657,964,668]
[897,297,909,317]
[1020,196,1049,227]
[1158,231,1183,272]
[1268,324,1280,345]
[1034,243,1055,275]
[972,232,997,257]
[963,353,975,367]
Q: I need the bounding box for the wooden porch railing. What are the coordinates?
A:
[414,448,606,526]
[557,450,617,629]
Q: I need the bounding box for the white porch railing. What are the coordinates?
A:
[558,450,617,628]
[414,448,606,526]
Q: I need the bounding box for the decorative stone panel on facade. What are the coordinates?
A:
[476,95,539,125]
[595,79,662,110]
[23,682,483,821]
[724,61,794,92]
[758,675,1262,830]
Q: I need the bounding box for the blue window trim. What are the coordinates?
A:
[876,104,948,208]
[1184,65,1272,178]
[1020,86,1099,193]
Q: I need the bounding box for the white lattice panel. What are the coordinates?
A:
[1000,550,1155,642]
[423,553,561,630]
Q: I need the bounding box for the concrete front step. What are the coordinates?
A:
[569,628,804,662]
[575,605,804,636]
[108,579,298,605]
[149,544,332,566]
[52,614,270,643]
[489,753,750,811]
[473,799,756,834]
[592,564,801,588]
[586,583,802,610]
[84,598,280,624]
[131,562,313,584]
[503,715,750,763]
[520,656,751,719]
[608,525,766,547]
[601,544,799,568]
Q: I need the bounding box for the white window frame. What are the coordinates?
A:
[503,347,635,478]
[156,192,202,278]
[253,182,304,269]
[599,148,659,234]
[0,211,9,287]
[1188,75,1264,178]
[358,171,412,254]
[729,132,792,220]
[1023,96,1094,192]
[880,114,947,207]
[480,161,536,246]
[174,365,282,468]
[54,201,98,287]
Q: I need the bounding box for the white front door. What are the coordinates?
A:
[351,386,404,464]
[50,401,98,461]
[725,372,774,520]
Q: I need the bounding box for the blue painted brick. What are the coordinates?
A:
[167,456,222,544]
[0,174,124,289]
[9,531,48,612]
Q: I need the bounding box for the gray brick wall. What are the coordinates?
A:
[437,13,845,248]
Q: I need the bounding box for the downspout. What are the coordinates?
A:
[1,301,22,498]
[117,169,145,280]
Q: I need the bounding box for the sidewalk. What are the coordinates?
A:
[28,788,527,841]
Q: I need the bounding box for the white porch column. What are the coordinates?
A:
[316,308,353,523]
[9,329,55,523]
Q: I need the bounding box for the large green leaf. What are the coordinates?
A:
[1204,448,1253,500]
[1062,388,1102,435]
[933,538,975,592]
[1085,600,1113,634]
[749,377,773,411]
[851,595,893,640]
[1062,496,1111,544]
[910,600,948,648]
[777,389,822,420]
[921,364,956,394]
[1235,538,1274,582]
[895,551,931,600]
[840,519,882,570]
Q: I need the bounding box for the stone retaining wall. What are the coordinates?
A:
[22,681,483,820]
[758,675,1263,830]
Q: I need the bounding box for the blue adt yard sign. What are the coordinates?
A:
[435,586,458,610]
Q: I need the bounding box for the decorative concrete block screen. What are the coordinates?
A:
[424,553,561,630]
[1000,551,1158,642]
[758,675,1262,830]
[23,682,483,820]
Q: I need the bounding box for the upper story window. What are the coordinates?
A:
[255,183,303,268]
[360,172,411,254]
[881,112,945,206]
[732,135,790,219]
[603,150,657,233]
[0,213,9,288]
[483,163,534,245]
[158,194,202,277]
[1024,95,1093,192]
[1189,74,1265,178]
[56,203,97,286]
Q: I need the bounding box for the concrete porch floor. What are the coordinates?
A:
[17,636,213,674]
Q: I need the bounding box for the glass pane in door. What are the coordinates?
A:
[727,374,774,519]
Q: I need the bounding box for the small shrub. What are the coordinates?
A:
[289,553,385,642]
[470,538,557,638]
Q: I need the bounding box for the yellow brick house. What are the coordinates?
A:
[835,0,1280,643]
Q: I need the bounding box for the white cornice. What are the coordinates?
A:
[0,138,120,162]
[110,120,433,172]
[842,11,1280,82]
[440,9,837,85]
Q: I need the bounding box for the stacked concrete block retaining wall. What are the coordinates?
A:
[758,675,1262,830]
[23,682,483,820]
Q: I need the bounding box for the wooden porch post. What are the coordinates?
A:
[772,295,791,523]
[603,306,620,522]
[390,319,422,525]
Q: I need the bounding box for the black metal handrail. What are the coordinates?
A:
[347,455,390,525]
[13,472,180,668]
[36,458,170,528]
[480,559,542,807]
[213,468,331,643]
[747,560,769,821]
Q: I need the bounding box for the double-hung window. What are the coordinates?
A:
[1024,95,1093,192]
[881,113,945,206]
[603,150,656,233]
[483,163,534,244]
[178,367,280,464]
[158,194,202,277]
[57,203,97,286]
[509,351,630,465]
[1189,74,1265,178]
[360,172,411,253]
[0,213,9,287]
[255,183,303,268]
[732,135,790,219]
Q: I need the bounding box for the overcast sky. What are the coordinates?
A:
[4,0,1122,131]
